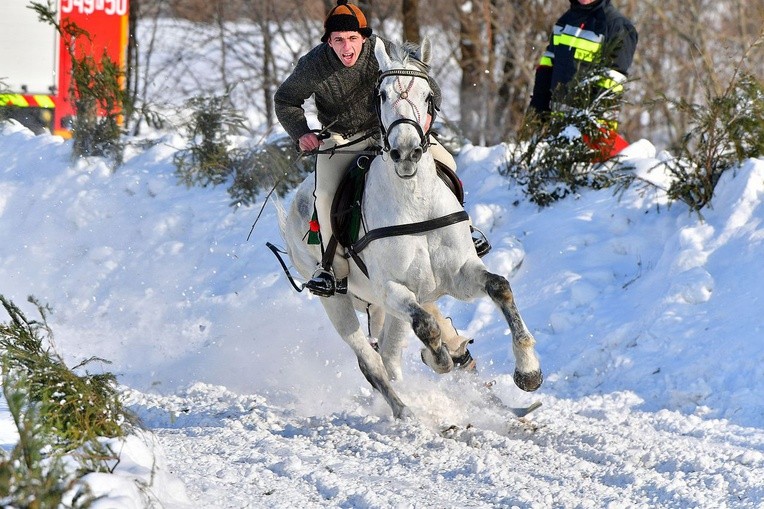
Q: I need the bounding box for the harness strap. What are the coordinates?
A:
[378,69,430,82]
[319,234,339,271]
[382,118,430,153]
[347,210,470,278]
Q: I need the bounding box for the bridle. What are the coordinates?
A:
[324,64,469,277]
[375,68,434,155]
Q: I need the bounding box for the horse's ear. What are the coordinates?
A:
[417,36,432,67]
[374,37,392,70]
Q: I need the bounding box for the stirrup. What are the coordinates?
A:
[304,268,336,297]
[471,226,492,258]
[304,268,347,297]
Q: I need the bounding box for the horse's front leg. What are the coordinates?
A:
[485,273,543,391]
[383,282,454,374]
[453,264,543,392]
[319,294,412,419]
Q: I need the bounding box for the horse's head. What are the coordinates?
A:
[374,37,434,179]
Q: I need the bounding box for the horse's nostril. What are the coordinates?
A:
[411,148,422,162]
[390,149,401,162]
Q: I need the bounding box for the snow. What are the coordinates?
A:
[1,118,763,507]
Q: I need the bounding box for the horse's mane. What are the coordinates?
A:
[388,41,430,73]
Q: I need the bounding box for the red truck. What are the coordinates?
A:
[0,0,129,137]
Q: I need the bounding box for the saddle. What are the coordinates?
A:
[329,156,465,249]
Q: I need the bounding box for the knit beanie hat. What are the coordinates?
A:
[321,0,373,43]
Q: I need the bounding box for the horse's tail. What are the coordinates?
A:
[275,172,314,250]
[274,196,288,242]
[271,173,320,284]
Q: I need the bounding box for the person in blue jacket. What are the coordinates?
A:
[529,0,638,156]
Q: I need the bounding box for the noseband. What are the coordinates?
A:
[376,69,434,155]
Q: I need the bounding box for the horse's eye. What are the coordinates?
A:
[379,90,387,102]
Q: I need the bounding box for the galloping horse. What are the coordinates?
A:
[279,37,542,419]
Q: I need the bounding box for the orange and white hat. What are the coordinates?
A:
[321,0,373,42]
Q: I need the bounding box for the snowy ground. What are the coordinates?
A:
[125,383,764,508]
[1,121,763,507]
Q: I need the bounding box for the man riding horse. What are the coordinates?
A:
[277,36,543,419]
[274,0,490,298]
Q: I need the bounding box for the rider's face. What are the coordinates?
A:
[327,31,366,67]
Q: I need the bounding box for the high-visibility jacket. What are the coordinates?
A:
[530,0,638,115]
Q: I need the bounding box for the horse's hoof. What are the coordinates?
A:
[514,369,543,392]
[394,406,416,420]
[420,346,454,374]
[452,348,477,372]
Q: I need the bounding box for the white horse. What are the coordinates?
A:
[278,37,542,419]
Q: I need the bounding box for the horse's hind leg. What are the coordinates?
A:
[483,272,543,392]
[384,282,454,374]
[319,295,412,419]
[366,303,385,341]
[361,304,405,380]
[378,315,408,381]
